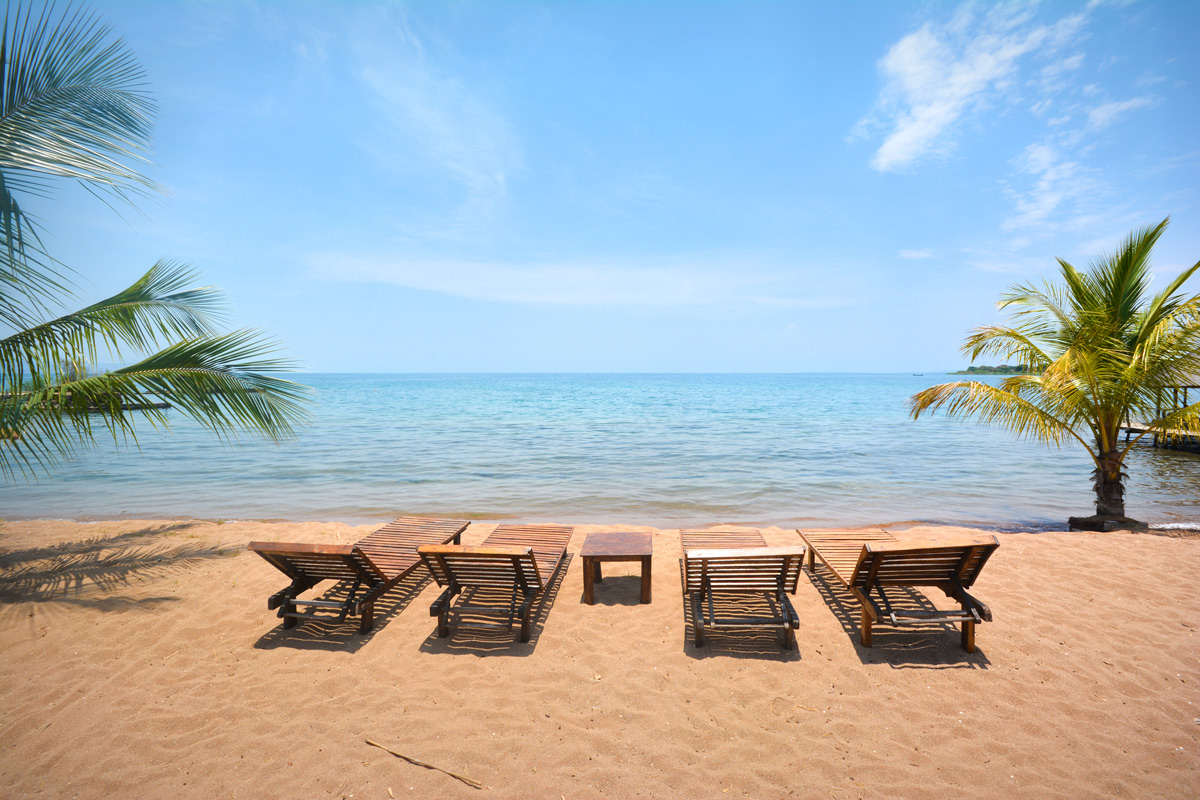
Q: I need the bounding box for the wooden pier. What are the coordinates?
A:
[1122,377,1200,451]
[1121,422,1200,450]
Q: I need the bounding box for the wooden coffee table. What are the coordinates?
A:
[581,531,652,604]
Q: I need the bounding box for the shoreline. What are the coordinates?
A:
[5,513,1200,538]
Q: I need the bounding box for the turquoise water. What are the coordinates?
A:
[4,373,1198,529]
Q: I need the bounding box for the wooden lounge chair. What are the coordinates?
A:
[798,529,998,652]
[418,524,574,642]
[680,528,806,650]
[247,517,469,633]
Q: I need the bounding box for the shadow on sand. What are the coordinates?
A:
[417,554,574,657]
[0,523,228,618]
[805,565,991,669]
[577,572,646,607]
[252,569,435,653]
[677,558,803,661]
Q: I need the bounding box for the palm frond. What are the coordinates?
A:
[0,0,160,318]
[1,260,226,392]
[909,379,1091,453]
[960,325,1052,370]
[1,328,312,480]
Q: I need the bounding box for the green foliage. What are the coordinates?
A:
[1,2,310,481]
[910,219,1200,517]
[949,365,1031,375]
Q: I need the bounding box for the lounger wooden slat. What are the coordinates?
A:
[418,524,573,642]
[680,529,806,650]
[798,528,999,652]
[247,517,468,633]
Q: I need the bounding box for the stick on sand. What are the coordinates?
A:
[365,739,484,790]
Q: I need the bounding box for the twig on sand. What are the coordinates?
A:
[365,739,483,790]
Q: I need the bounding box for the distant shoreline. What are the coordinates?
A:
[950,365,1031,375]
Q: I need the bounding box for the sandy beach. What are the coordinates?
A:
[2,518,1198,799]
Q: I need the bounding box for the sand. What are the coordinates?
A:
[1,518,1198,799]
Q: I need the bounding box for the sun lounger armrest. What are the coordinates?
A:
[862,535,999,554]
[247,541,355,556]
[417,545,534,558]
[684,546,807,560]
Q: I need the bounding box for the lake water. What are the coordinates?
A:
[4,373,1198,529]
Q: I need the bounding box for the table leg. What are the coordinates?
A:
[640,555,652,603]
[583,556,595,605]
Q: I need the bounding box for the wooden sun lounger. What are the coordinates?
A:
[418,524,574,642]
[680,529,806,650]
[798,529,998,652]
[247,517,469,633]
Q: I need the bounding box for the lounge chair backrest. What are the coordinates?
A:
[247,541,386,584]
[680,528,767,550]
[849,536,999,591]
[683,547,805,595]
[419,544,544,591]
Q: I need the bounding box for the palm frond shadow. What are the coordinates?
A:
[419,554,573,656]
[0,523,200,568]
[678,559,801,661]
[805,566,990,669]
[0,527,228,616]
[252,569,436,653]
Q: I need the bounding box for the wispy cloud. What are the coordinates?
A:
[1086,96,1158,130]
[309,252,859,309]
[855,5,1086,172]
[348,13,523,232]
[1002,143,1089,231]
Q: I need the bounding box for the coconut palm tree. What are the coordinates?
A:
[1,2,309,480]
[909,219,1200,528]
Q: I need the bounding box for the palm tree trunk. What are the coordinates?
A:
[1092,448,1126,517]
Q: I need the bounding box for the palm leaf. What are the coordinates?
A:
[0,260,225,391]
[912,217,1200,518]
[1,328,312,480]
[0,0,159,318]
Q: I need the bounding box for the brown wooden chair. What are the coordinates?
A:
[418,524,574,642]
[680,528,806,650]
[247,517,468,633]
[798,529,998,652]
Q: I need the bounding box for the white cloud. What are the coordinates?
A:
[309,253,858,309]
[859,6,1087,172]
[1086,96,1157,130]
[899,249,933,259]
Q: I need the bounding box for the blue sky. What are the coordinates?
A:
[42,0,1200,372]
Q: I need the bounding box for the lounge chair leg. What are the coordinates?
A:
[860,608,872,647]
[437,607,450,638]
[691,593,706,647]
[962,619,976,653]
[359,603,374,634]
[281,598,298,629]
[520,609,532,643]
[782,625,795,651]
